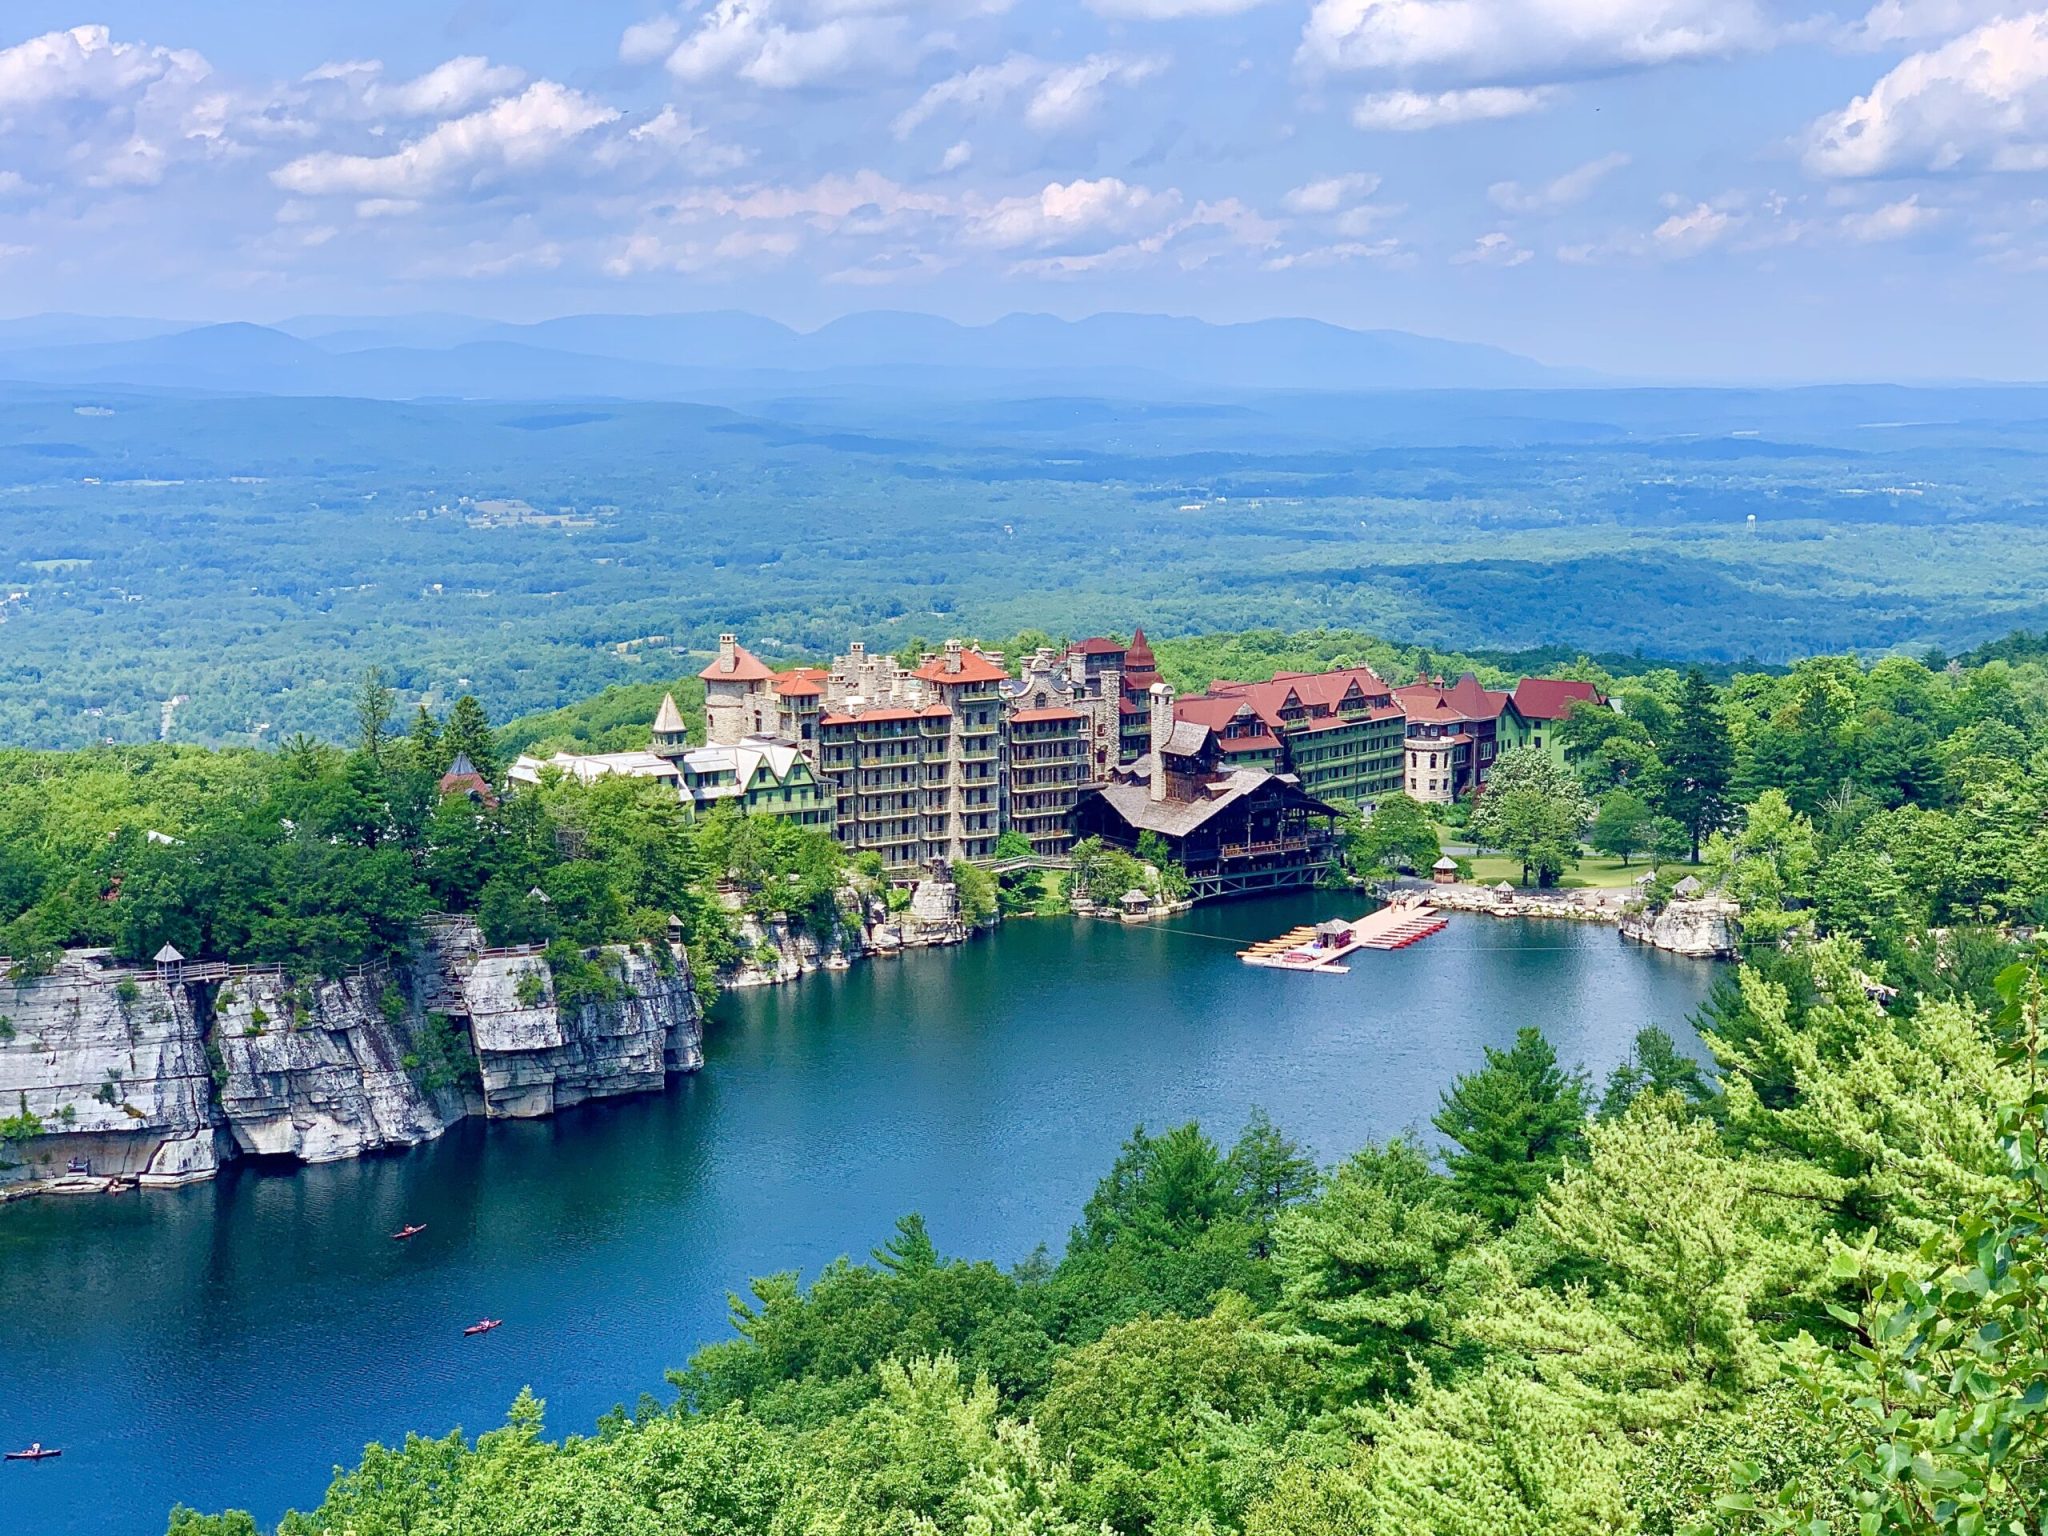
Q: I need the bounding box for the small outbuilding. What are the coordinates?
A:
[1671,875,1704,899]
[1431,855,1460,885]
[1119,888,1154,919]
[1493,881,1516,903]
[153,943,184,983]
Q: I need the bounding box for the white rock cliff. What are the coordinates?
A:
[1,922,704,1192]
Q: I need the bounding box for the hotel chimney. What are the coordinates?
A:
[1149,683,1175,803]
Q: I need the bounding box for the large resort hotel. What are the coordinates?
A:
[511,630,1607,897]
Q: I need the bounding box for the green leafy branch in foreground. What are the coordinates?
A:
[1712,955,2048,1536]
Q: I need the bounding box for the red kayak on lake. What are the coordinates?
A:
[6,1443,61,1461]
[463,1319,502,1337]
[391,1224,426,1241]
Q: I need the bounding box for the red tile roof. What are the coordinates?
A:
[1216,735,1279,754]
[700,641,775,683]
[1012,707,1084,723]
[1512,678,1603,721]
[820,708,924,725]
[773,667,828,698]
[1070,637,1127,656]
[1191,665,1394,734]
[1394,673,1511,723]
[912,649,1009,685]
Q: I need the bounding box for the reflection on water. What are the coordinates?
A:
[0,898,1717,1535]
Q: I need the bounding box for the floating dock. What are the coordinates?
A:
[1238,903,1448,972]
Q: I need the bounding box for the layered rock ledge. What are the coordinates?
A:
[0,922,703,1195]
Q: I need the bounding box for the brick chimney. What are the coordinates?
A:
[716,632,738,674]
[943,639,963,676]
[1149,683,1174,803]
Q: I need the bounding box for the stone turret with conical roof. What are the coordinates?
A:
[700,633,776,744]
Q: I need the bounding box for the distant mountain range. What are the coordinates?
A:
[0,310,1585,400]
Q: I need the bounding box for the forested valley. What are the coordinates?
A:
[7,379,2048,746]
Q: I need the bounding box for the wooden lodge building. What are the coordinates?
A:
[1073,685,1340,900]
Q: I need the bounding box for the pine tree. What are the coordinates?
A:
[1432,1027,1589,1226]
[440,694,499,781]
[1597,1025,1717,1121]
[1658,668,1735,860]
[353,665,397,766]
[407,706,442,774]
[873,1212,940,1277]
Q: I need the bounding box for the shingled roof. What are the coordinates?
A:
[1089,770,1333,839]
[699,641,775,682]
[1512,678,1603,721]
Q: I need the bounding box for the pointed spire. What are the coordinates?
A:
[653,693,685,734]
[443,751,478,779]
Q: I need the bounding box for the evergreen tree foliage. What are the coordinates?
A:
[1431,1026,1590,1226]
[1660,667,1735,859]
[440,694,499,781]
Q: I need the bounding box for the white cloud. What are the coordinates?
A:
[1844,0,2011,47]
[1028,55,1166,132]
[1452,230,1532,265]
[653,0,911,90]
[1840,193,1941,240]
[0,171,30,196]
[894,53,1164,138]
[1300,0,1771,83]
[376,57,526,117]
[1651,200,1734,256]
[1352,86,1555,130]
[1806,13,2048,178]
[939,140,973,170]
[273,81,619,198]
[605,170,955,275]
[620,15,683,65]
[967,177,1178,249]
[1283,171,1381,213]
[1263,238,1408,268]
[306,56,523,117]
[0,24,207,111]
[895,56,1039,137]
[1489,151,1628,212]
[1006,197,1277,277]
[593,105,747,175]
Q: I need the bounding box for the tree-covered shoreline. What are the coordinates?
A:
[161,930,2047,1536]
[87,628,2042,1536]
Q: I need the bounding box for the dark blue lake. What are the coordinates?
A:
[0,896,1718,1535]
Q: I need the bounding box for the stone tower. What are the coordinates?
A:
[699,632,774,746]
[1149,682,1175,803]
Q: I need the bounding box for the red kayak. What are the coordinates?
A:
[6,1443,60,1461]
[391,1224,426,1241]
[462,1319,502,1337]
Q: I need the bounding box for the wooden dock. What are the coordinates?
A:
[1238,903,1448,973]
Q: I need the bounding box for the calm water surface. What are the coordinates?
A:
[0,898,1718,1535]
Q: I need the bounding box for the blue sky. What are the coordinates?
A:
[1,2,2045,379]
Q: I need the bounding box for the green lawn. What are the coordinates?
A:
[1455,852,1698,891]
